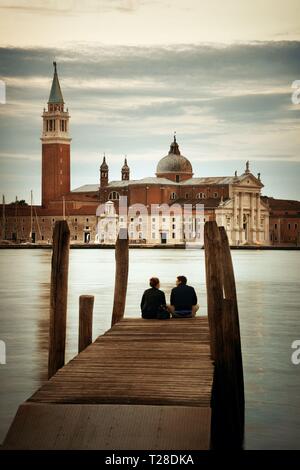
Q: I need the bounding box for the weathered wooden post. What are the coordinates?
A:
[78,295,94,353]
[219,226,245,445]
[111,228,129,326]
[204,220,224,361]
[48,220,70,379]
[204,221,245,449]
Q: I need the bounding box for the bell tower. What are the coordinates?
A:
[100,155,109,187]
[121,157,130,180]
[41,62,71,207]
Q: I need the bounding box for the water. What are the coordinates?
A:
[0,248,299,449]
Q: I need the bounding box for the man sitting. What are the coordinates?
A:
[168,275,199,318]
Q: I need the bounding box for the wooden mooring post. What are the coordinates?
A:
[111,228,129,326]
[48,220,70,379]
[78,295,94,353]
[204,221,245,449]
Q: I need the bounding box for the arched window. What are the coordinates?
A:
[108,191,119,200]
[196,192,206,199]
[170,192,177,200]
[60,120,66,132]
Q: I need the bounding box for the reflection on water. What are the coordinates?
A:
[0,249,299,449]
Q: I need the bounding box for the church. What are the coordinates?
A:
[3,62,299,247]
[80,139,270,245]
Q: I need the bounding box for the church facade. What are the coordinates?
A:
[86,142,270,245]
[3,62,291,247]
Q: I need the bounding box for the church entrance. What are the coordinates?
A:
[84,231,91,243]
[243,215,249,242]
[160,232,167,244]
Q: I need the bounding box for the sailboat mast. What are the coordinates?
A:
[2,194,5,240]
[15,196,18,242]
[63,196,65,221]
[30,190,33,242]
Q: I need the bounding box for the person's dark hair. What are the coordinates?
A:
[177,275,187,285]
[149,277,160,288]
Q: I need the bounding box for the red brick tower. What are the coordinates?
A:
[41,62,71,207]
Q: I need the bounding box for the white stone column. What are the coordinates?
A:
[250,193,255,243]
[239,192,244,244]
[232,192,239,244]
[264,213,269,245]
[233,192,238,229]
[146,214,151,244]
[250,193,255,227]
[217,209,224,228]
[256,193,261,242]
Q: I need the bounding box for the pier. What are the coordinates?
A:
[3,221,244,450]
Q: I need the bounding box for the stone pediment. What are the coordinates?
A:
[217,194,269,212]
[236,173,263,188]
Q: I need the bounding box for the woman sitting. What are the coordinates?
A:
[140,277,169,319]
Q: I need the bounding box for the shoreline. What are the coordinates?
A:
[0,243,299,250]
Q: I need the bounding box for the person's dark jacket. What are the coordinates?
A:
[140,287,167,319]
[170,284,197,312]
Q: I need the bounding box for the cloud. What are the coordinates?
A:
[204,92,296,123]
[0,41,300,202]
[0,0,147,15]
[1,41,300,80]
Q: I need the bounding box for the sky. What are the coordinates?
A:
[0,0,300,203]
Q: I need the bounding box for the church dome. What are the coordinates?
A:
[156,136,193,175]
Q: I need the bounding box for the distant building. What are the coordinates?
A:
[1,63,298,246]
[262,197,300,246]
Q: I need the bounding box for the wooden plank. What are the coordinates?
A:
[4,316,214,449]
[3,403,211,450]
[28,317,213,408]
